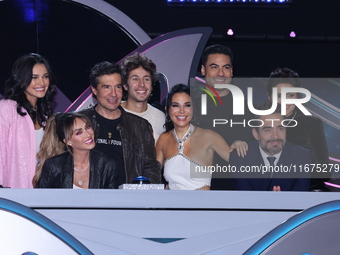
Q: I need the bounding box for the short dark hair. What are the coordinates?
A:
[89,61,122,90]
[201,44,234,67]
[121,52,157,86]
[164,84,190,132]
[267,67,301,96]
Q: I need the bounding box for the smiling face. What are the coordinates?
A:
[91,73,123,119]
[270,83,298,117]
[124,66,152,103]
[201,53,233,95]
[24,63,50,106]
[65,118,95,152]
[169,92,192,129]
[252,113,286,156]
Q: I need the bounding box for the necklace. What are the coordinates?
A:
[173,124,195,154]
[74,161,90,186]
[77,176,88,186]
[74,162,90,172]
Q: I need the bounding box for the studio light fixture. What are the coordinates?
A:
[226,29,234,36]
[289,31,296,38]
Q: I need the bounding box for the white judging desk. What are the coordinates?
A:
[1,189,339,255]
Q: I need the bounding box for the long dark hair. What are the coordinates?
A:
[4,53,56,128]
[164,84,191,132]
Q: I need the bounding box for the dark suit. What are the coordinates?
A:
[229,141,311,191]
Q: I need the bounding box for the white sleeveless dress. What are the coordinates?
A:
[164,124,211,190]
[163,153,211,190]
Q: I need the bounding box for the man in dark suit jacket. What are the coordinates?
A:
[229,102,311,191]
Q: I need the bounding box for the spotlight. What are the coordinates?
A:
[167,0,292,7]
[289,31,296,38]
[227,29,234,36]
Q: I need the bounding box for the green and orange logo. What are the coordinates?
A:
[199,83,223,107]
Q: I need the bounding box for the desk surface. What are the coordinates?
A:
[1,189,339,209]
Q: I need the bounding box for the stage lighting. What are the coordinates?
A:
[226,29,234,36]
[167,0,292,7]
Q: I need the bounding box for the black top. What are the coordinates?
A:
[286,109,331,190]
[35,150,119,189]
[80,105,161,184]
[94,111,126,186]
[198,92,254,145]
[194,90,254,190]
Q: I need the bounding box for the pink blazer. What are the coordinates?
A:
[0,100,36,188]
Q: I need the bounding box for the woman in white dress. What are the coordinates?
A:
[156,84,247,190]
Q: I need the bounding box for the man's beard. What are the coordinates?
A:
[261,139,285,155]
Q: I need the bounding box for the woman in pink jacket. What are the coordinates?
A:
[0,53,56,188]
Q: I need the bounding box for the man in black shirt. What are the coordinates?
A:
[80,61,160,187]
[197,44,253,190]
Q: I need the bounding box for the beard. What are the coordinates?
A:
[261,139,285,155]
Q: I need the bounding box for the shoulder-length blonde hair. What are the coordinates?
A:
[33,114,65,186]
[33,112,94,186]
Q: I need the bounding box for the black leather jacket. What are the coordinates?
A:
[80,105,161,184]
[35,150,118,188]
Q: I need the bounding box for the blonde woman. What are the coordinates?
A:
[34,112,118,189]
